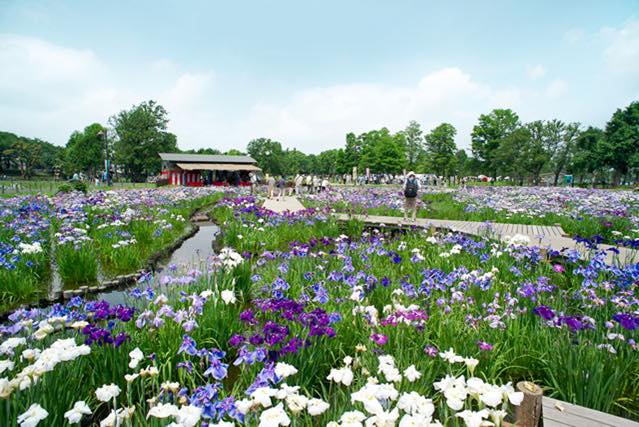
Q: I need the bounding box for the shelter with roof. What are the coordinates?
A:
[159,153,261,186]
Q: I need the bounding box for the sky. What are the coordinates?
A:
[0,0,638,153]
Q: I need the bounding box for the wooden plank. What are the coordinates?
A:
[332,214,637,266]
[543,397,639,427]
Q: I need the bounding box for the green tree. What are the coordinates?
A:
[316,149,341,175]
[225,149,245,156]
[183,148,222,155]
[5,139,41,178]
[402,120,424,170]
[358,128,406,174]
[0,132,63,176]
[64,123,104,177]
[343,132,362,173]
[523,121,552,184]
[494,126,547,185]
[281,148,309,176]
[425,123,457,177]
[603,101,639,185]
[471,109,520,177]
[246,138,284,175]
[110,100,177,181]
[568,127,605,184]
[550,122,580,185]
[454,149,469,176]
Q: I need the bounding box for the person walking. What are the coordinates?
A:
[321,176,329,192]
[249,172,258,195]
[267,174,275,198]
[295,174,304,195]
[276,176,285,200]
[403,171,420,222]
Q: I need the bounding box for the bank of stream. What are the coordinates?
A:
[98,221,219,306]
[1,213,221,319]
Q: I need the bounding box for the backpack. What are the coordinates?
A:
[404,178,418,198]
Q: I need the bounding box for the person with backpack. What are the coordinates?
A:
[403,171,420,222]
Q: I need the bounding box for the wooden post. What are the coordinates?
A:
[515,381,543,427]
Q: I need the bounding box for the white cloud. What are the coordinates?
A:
[0,31,633,154]
[238,68,542,152]
[564,28,585,44]
[527,64,547,80]
[544,79,567,99]
[602,19,639,74]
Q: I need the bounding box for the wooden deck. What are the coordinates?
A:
[262,196,306,213]
[543,397,639,427]
[334,213,638,266]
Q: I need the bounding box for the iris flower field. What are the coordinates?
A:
[0,186,637,426]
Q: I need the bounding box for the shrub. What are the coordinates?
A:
[56,183,72,193]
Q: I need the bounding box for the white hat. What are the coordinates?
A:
[408,171,415,176]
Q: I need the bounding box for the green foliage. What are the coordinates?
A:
[72,180,87,193]
[603,101,639,183]
[357,128,407,174]
[64,123,104,177]
[110,100,178,182]
[568,127,605,182]
[471,109,520,176]
[425,123,457,176]
[56,243,98,287]
[247,137,285,175]
[402,120,425,170]
[56,183,72,193]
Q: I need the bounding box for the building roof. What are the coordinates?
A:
[177,162,261,172]
[159,153,256,164]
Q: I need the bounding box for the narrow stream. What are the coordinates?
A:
[97,222,220,305]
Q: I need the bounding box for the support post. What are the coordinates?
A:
[514,381,543,427]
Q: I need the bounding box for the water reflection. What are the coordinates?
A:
[98,223,219,305]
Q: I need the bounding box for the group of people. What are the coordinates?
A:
[263,174,331,199]
[255,170,422,222]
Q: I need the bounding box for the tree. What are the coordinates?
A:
[454,149,469,176]
[523,121,552,184]
[602,101,639,185]
[551,122,580,185]
[425,123,457,177]
[246,138,284,175]
[183,148,222,155]
[281,148,309,176]
[402,120,424,170]
[316,149,341,175]
[494,127,542,185]
[225,149,245,156]
[568,127,604,184]
[64,123,104,177]
[358,128,406,174]
[110,100,177,181]
[471,109,520,177]
[0,132,63,176]
[5,139,41,178]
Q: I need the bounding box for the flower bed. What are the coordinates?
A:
[0,188,228,313]
[0,192,636,426]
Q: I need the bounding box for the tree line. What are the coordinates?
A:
[1,99,637,185]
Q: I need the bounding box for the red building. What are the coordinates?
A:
[159,153,260,186]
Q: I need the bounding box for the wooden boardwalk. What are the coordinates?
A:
[543,397,639,426]
[262,196,306,213]
[335,213,638,266]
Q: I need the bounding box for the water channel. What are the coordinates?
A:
[45,221,220,308]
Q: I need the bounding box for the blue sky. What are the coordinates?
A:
[1,0,638,153]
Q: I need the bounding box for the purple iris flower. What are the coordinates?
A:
[477,340,493,351]
[533,305,556,320]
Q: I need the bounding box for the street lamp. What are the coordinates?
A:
[97,130,110,185]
